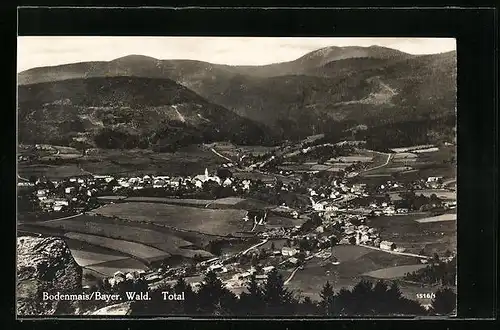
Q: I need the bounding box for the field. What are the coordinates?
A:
[210,143,275,158]
[69,249,129,267]
[266,216,306,228]
[415,213,457,223]
[18,164,88,179]
[363,264,428,279]
[85,258,149,276]
[285,245,423,301]
[64,232,170,263]
[93,202,251,236]
[366,214,456,255]
[21,144,227,178]
[123,196,212,206]
[413,189,456,200]
[29,214,219,261]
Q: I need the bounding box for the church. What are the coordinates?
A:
[193,168,221,187]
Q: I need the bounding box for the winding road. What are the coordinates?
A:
[241,239,269,255]
[210,148,234,163]
[358,243,429,260]
[284,266,301,285]
[361,150,393,173]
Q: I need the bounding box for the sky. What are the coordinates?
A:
[17,37,456,72]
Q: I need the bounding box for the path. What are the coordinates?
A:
[17,174,30,182]
[173,107,186,123]
[210,148,234,163]
[358,244,429,259]
[361,150,392,173]
[241,239,268,255]
[40,212,85,223]
[284,266,301,285]
[442,178,457,188]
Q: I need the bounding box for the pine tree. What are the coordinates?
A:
[174,277,195,314]
[319,281,335,316]
[372,280,389,314]
[197,270,237,315]
[239,273,263,315]
[431,287,456,315]
[263,269,295,315]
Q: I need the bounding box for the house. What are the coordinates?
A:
[281,247,299,257]
[380,241,396,251]
[287,257,299,265]
[427,176,442,183]
[315,226,325,233]
[255,274,267,281]
[65,187,75,194]
[263,266,275,274]
[238,272,252,280]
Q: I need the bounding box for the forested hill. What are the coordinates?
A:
[17,76,274,150]
[18,46,457,147]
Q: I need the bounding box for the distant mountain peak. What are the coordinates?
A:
[110,54,159,63]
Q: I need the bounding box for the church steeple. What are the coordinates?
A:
[204,168,209,179]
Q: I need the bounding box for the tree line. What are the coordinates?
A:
[91,269,456,316]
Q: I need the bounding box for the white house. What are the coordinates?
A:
[380,241,396,251]
[263,266,275,274]
[281,247,299,257]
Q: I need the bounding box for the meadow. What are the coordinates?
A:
[93,202,251,236]
[64,232,170,263]
[285,244,423,301]
[363,264,428,279]
[366,214,456,255]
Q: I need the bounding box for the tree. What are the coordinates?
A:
[300,296,318,315]
[319,281,335,316]
[217,168,232,182]
[270,242,276,251]
[197,270,237,315]
[174,277,196,314]
[263,269,296,315]
[431,288,456,315]
[239,273,263,315]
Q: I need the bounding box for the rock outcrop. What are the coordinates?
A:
[17,236,82,316]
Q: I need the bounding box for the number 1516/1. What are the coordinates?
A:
[416,293,436,299]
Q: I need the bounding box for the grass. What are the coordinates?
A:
[266,216,305,228]
[69,249,129,267]
[85,258,149,276]
[18,164,88,179]
[32,214,217,260]
[413,189,456,200]
[366,214,456,255]
[285,245,423,301]
[93,202,251,236]
[330,245,373,262]
[363,264,428,279]
[64,231,170,263]
[22,144,227,178]
[415,213,456,223]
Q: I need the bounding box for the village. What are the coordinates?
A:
[18,142,457,297]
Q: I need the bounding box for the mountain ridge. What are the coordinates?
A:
[18,45,457,148]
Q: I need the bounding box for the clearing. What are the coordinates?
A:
[93,202,251,236]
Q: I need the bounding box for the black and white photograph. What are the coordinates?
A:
[17,36,457,317]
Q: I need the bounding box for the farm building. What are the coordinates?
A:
[263,266,275,274]
[379,241,396,251]
[281,247,299,257]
